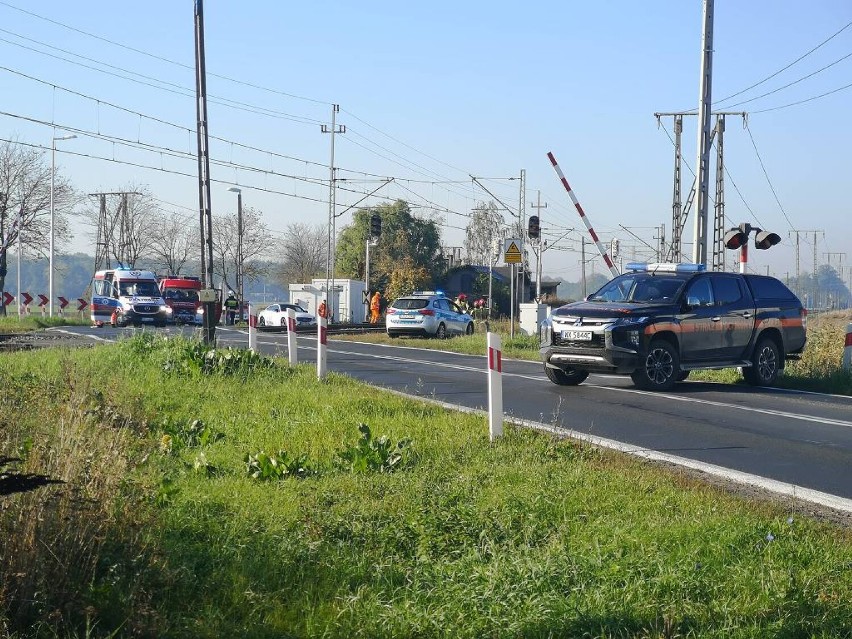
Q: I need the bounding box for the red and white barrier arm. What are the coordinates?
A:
[547,151,620,278]
[487,331,503,441]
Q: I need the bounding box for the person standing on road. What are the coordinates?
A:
[370,291,381,324]
[318,300,328,320]
[224,291,239,325]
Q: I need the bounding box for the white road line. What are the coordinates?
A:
[327,345,852,429]
[377,387,852,515]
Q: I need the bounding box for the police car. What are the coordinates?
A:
[386,291,474,339]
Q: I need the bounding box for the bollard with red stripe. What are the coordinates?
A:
[286,307,298,365]
[248,303,257,352]
[843,322,852,372]
[317,313,328,379]
[548,151,620,277]
[487,331,503,441]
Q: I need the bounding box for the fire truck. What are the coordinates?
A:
[158,276,222,325]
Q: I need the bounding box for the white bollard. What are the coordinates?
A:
[287,307,298,365]
[487,331,503,441]
[843,322,852,371]
[248,303,257,353]
[317,314,328,379]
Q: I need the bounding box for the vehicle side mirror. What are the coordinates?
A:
[683,296,701,310]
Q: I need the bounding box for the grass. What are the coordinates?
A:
[343,313,852,395]
[2,334,851,638]
[0,314,88,333]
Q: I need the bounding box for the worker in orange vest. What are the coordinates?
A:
[370,291,381,324]
[318,300,328,319]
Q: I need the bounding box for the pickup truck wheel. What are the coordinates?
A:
[631,340,679,391]
[743,338,781,386]
[545,366,589,386]
[676,371,690,381]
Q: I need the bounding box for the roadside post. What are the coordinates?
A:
[843,323,852,371]
[286,307,298,365]
[317,313,328,379]
[487,331,503,441]
[248,303,257,353]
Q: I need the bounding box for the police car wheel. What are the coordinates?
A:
[465,322,474,335]
[259,316,266,327]
[435,323,447,339]
[545,366,589,386]
[743,337,781,386]
[631,339,679,391]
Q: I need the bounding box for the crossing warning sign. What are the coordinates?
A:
[503,238,522,264]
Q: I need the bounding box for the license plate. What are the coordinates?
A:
[142,318,153,322]
[400,314,414,319]
[562,330,592,341]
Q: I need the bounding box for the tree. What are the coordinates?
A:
[0,140,74,314]
[464,200,504,266]
[336,200,443,295]
[275,222,327,285]
[211,205,275,292]
[148,210,197,275]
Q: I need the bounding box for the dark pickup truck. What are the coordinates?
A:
[539,263,807,391]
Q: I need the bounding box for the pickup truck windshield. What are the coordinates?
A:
[588,274,686,303]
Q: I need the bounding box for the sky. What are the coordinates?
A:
[2,0,851,286]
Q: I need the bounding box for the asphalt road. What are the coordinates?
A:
[52,324,852,511]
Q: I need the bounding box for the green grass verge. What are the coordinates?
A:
[1,334,851,638]
[0,315,88,333]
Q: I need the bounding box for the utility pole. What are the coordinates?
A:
[517,168,526,307]
[712,114,726,271]
[654,224,666,262]
[580,236,587,299]
[530,190,547,301]
[322,104,345,322]
[655,111,744,263]
[194,0,216,345]
[89,191,142,272]
[788,229,822,302]
[692,0,715,266]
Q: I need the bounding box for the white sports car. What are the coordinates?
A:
[257,303,317,331]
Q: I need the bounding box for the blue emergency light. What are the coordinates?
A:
[625,262,706,273]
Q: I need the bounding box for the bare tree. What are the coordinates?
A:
[211,205,275,291]
[276,222,326,284]
[148,210,196,275]
[0,140,74,314]
[464,201,504,266]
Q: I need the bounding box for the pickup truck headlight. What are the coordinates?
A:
[540,318,552,345]
[610,316,648,348]
[162,305,172,314]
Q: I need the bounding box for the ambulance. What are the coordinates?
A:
[91,268,170,327]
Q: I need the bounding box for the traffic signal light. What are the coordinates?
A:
[528,215,540,240]
[370,213,381,238]
[724,228,747,249]
[754,230,781,250]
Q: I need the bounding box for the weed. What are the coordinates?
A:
[336,422,412,473]
[245,450,318,480]
[159,417,222,452]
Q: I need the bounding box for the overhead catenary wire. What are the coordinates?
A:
[744,122,796,232]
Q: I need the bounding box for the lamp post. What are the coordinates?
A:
[227,187,243,318]
[50,133,76,317]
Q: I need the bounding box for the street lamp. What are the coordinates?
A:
[50,133,76,317]
[227,187,243,318]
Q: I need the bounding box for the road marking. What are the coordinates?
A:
[375,386,852,515]
[326,345,852,430]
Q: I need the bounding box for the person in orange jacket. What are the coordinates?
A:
[370,291,381,324]
[318,300,328,319]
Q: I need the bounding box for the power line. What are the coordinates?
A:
[744,122,796,232]
[751,79,852,113]
[718,49,852,110]
[0,0,331,106]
